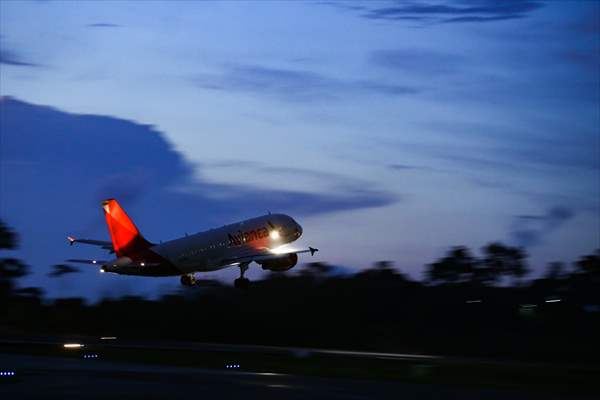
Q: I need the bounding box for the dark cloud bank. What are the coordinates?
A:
[0,97,396,295]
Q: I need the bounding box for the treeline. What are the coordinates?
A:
[1,220,599,362]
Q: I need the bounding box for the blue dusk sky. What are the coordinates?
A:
[0,1,598,299]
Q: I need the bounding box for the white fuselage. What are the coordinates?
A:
[150,213,302,273]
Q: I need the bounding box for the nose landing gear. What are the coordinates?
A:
[180,273,197,286]
[234,262,250,289]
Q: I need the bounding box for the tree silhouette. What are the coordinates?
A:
[48,264,81,278]
[574,249,600,282]
[426,246,477,285]
[575,249,600,274]
[299,262,334,278]
[355,261,411,283]
[0,220,17,250]
[481,242,528,285]
[544,262,565,280]
[0,220,29,298]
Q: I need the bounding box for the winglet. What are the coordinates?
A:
[309,246,318,256]
[67,236,76,246]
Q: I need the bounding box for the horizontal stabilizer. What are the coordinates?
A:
[67,236,114,252]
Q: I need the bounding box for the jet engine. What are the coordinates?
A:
[259,253,298,271]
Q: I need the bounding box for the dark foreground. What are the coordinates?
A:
[1,339,599,400]
[2,353,596,400]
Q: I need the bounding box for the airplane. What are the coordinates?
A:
[67,199,318,288]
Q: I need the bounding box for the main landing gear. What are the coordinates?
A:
[234,262,250,289]
[180,273,197,286]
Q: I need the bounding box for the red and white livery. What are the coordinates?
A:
[67,199,318,288]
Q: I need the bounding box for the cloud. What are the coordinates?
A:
[195,64,419,102]
[94,171,151,207]
[509,206,575,247]
[361,0,544,25]
[201,162,399,205]
[566,9,600,35]
[388,163,424,171]
[437,143,600,173]
[391,118,600,174]
[0,97,398,298]
[560,48,600,69]
[253,165,371,188]
[0,48,37,67]
[87,23,120,28]
[192,162,399,213]
[370,49,465,75]
[442,15,524,23]
[177,182,397,217]
[0,97,395,221]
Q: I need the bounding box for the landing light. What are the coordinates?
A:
[64,343,84,349]
[270,230,280,240]
[270,245,294,255]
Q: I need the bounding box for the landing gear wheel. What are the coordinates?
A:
[180,274,196,286]
[234,277,250,289]
[234,262,250,289]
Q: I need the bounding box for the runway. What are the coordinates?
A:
[0,353,584,400]
[2,336,599,399]
[0,335,442,361]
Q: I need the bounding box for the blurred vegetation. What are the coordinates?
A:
[1,219,599,363]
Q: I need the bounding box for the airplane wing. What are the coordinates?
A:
[67,236,114,252]
[67,259,108,265]
[67,259,161,268]
[224,247,318,265]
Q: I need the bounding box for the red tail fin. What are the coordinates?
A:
[102,199,152,258]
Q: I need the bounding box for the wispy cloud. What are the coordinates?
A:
[389,117,600,174]
[388,163,426,171]
[177,181,398,217]
[361,0,544,25]
[199,161,399,210]
[0,48,37,67]
[195,64,419,102]
[510,206,575,247]
[87,23,120,28]
[371,49,465,75]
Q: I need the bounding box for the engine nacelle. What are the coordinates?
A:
[259,253,298,272]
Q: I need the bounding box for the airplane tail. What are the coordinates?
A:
[102,199,152,257]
